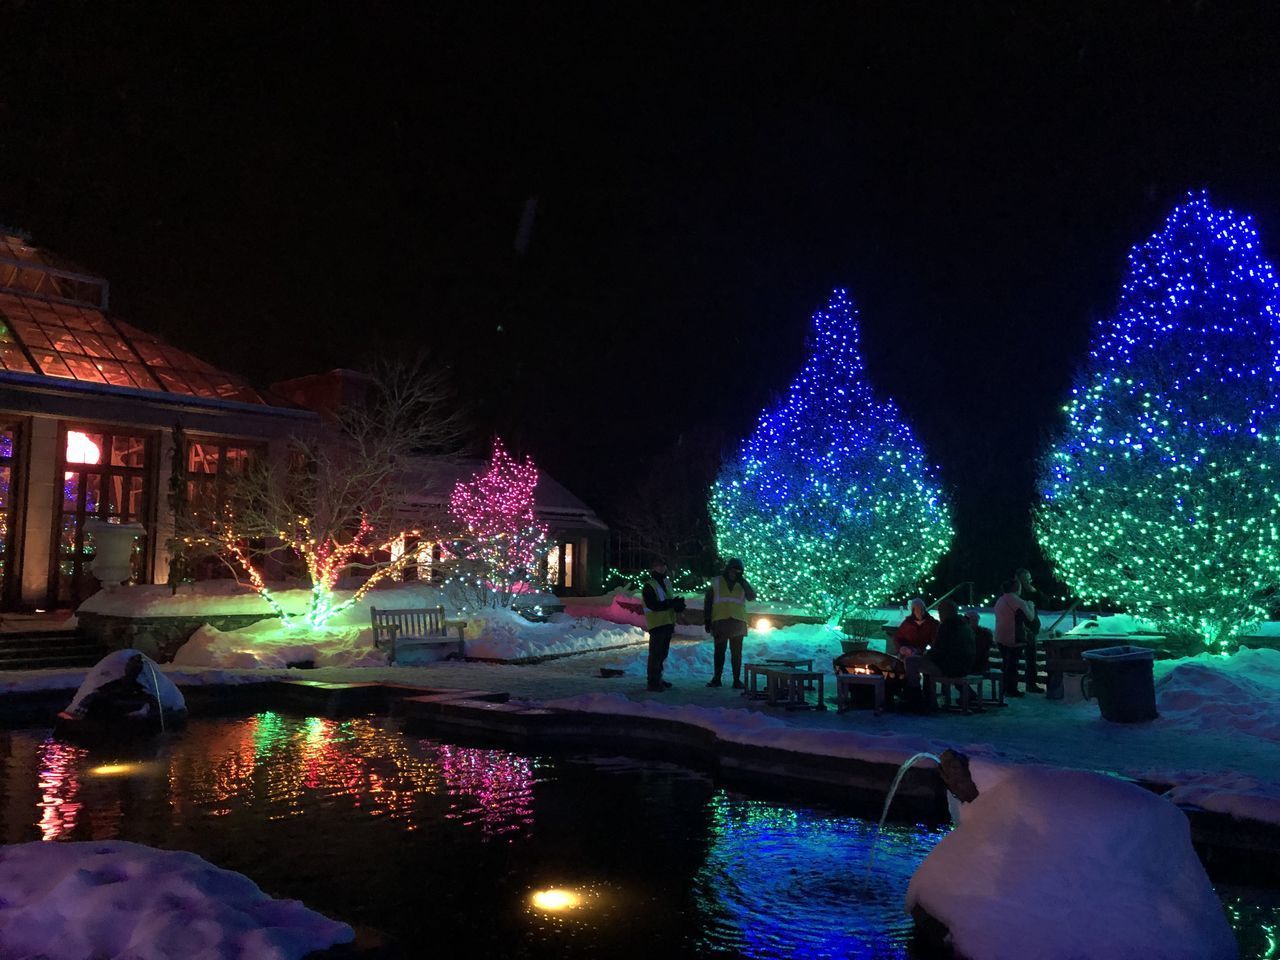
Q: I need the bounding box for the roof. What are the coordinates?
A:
[399,456,607,530]
[0,231,272,405]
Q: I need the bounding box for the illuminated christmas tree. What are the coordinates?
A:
[709,289,952,623]
[1037,192,1280,650]
[444,438,550,609]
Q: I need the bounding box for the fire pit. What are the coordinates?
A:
[833,650,907,713]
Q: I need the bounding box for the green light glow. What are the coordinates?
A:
[1037,194,1280,651]
[710,290,952,623]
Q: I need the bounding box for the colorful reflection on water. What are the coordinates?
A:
[11,713,539,843]
[694,791,945,959]
[35,738,87,841]
[1,716,1277,958]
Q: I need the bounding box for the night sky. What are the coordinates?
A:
[5,2,1280,597]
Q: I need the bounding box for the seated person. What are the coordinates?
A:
[904,600,976,710]
[926,600,976,678]
[892,598,938,657]
[74,653,159,723]
[965,609,994,674]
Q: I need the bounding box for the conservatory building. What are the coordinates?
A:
[0,230,316,611]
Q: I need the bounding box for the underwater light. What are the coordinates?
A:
[755,617,774,633]
[531,889,581,911]
[88,763,143,777]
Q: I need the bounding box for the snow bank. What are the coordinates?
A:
[461,609,647,659]
[173,620,385,670]
[66,650,186,714]
[1165,772,1280,824]
[906,766,1236,960]
[0,840,353,960]
[1155,647,1280,743]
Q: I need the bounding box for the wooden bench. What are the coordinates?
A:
[371,606,464,664]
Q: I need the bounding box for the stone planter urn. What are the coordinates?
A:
[84,518,146,589]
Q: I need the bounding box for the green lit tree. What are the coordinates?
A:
[709,289,953,624]
[1037,193,1280,651]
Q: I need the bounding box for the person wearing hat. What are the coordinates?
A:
[641,558,685,692]
[704,557,756,688]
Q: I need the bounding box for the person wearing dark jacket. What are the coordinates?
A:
[704,558,756,688]
[641,559,685,692]
[965,609,994,674]
[927,600,976,678]
[904,599,976,710]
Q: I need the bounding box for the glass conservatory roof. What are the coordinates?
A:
[0,231,268,405]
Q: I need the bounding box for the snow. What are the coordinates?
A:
[461,608,647,659]
[0,840,352,960]
[0,665,290,696]
[66,649,187,714]
[1165,772,1280,824]
[1153,647,1280,743]
[905,766,1237,960]
[1064,612,1162,636]
[173,620,386,670]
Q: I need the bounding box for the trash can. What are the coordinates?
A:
[1081,646,1158,722]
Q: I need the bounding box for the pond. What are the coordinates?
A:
[0,713,1275,958]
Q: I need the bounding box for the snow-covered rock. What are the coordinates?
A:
[0,840,353,960]
[906,766,1237,960]
[66,649,186,714]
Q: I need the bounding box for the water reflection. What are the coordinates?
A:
[437,743,536,836]
[694,791,946,960]
[36,739,87,840]
[19,713,540,843]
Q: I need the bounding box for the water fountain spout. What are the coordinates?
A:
[867,751,941,870]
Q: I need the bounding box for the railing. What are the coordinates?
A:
[1045,600,1081,637]
[928,582,974,609]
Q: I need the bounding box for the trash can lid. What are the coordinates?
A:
[1081,645,1155,661]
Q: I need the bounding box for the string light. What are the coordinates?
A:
[710,289,952,624]
[1037,191,1280,651]
[444,438,550,608]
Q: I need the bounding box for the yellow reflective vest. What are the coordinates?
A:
[643,577,679,630]
[710,575,748,624]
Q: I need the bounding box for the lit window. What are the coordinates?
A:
[563,542,574,589]
[66,430,102,465]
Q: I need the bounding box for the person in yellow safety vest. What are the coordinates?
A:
[704,557,757,689]
[641,558,686,692]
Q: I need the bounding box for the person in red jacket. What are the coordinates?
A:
[892,598,938,658]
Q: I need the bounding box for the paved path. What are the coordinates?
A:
[4,646,1274,792]
[302,648,1278,789]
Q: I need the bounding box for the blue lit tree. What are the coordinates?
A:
[1037,192,1280,650]
[709,289,953,623]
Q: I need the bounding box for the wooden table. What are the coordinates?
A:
[835,672,885,714]
[744,664,826,710]
[763,658,815,689]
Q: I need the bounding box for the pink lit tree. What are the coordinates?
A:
[443,439,550,609]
